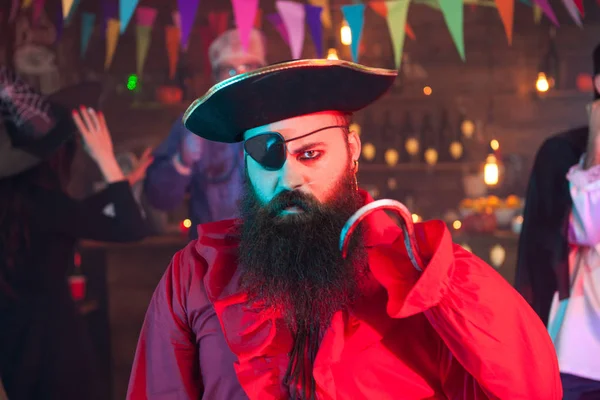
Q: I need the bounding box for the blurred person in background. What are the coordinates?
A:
[516,44,600,399]
[0,67,150,400]
[144,29,267,238]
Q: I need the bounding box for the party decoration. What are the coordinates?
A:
[102,0,118,34]
[254,9,263,28]
[305,4,323,58]
[231,0,260,50]
[22,0,33,8]
[369,2,416,40]
[267,13,290,45]
[532,0,558,25]
[386,0,411,69]
[165,25,181,79]
[119,0,140,33]
[561,0,582,27]
[61,0,73,21]
[533,4,542,23]
[277,1,306,60]
[494,0,514,44]
[105,18,120,70]
[208,10,229,37]
[9,0,19,22]
[64,0,80,25]
[573,0,584,16]
[308,0,331,28]
[135,7,157,76]
[177,0,201,50]
[80,12,95,58]
[439,0,465,60]
[32,0,46,26]
[341,4,365,63]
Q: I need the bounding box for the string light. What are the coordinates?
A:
[484,154,499,186]
[452,220,462,230]
[536,72,550,93]
[326,48,339,60]
[341,22,352,46]
[183,219,192,228]
[423,86,432,95]
[490,139,499,151]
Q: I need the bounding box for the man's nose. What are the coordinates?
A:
[277,156,305,192]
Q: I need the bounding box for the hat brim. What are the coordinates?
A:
[183,59,397,143]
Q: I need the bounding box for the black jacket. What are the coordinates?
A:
[515,126,588,326]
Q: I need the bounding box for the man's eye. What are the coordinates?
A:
[299,150,321,160]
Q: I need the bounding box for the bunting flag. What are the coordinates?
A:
[561,0,582,26]
[308,0,331,28]
[532,0,558,25]
[54,6,63,42]
[119,0,139,33]
[573,0,584,16]
[386,0,410,69]
[341,4,365,63]
[105,18,120,70]
[369,2,416,40]
[22,0,33,9]
[494,0,514,44]
[80,12,95,58]
[305,5,323,58]
[177,0,201,50]
[172,10,181,30]
[208,11,229,37]
[135,7,157,76]
[276,1,306,60]
[533,4,542,23]
[102,0,118,35]
[32,0,46,26]
[64,0,80,25]
[255,9,263,28]
[61,0,74,21]
[165,26,180,79]
[232,0,259,50]
[439,0,465,61]
[266,13,290,46]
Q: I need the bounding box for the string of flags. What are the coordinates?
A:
[3,0,587,78]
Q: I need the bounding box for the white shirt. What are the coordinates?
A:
[548,156,600,381]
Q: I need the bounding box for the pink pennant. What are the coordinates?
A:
[136,6,157,27]
[573,0,584,16]
[266,13,290,45]
[32,0,46,26]
[533,0,559,26]
[276,1,306,60]
[231,0,259,50]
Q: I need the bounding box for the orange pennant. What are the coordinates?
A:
[494,0,514,45]
[165,25,180,79]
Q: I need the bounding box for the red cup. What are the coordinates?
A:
[68,275,87,301]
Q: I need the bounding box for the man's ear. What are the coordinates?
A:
[347,129,361,163]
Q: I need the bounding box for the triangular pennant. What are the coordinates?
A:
[532,0,558,25]
[105,18,120,70]
[80,12,95,58]
[561,0,582,27]
[165,26,181,79]
[254,9,263,28]
[172,10,181,30]
[136,6,157,27]
[22,0,33,9]
[533,4,542,23]
[54,6,63,42]
[64,0,80,25]
[494,0,514,45]
[32,0,46,26]
[119,0,139,33]
[386,0,410,69]
[266,13,290,45]
[231,0,260,50]
[573,0,584,16]
[341,4,365,63]
[102,0,118,35]
[308,0,331,28]
[208,11,229,37]
[370,3,415,40]
[177,0,201,50]
[438,0,465,61]
[305,5,323,58]
[136,25,152,76]
[61,0,73,20]
[276,1,306,60]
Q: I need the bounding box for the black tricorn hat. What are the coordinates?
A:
[0,67,103,178]
[183,59,398,143]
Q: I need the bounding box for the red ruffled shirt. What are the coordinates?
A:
[127,192,562,399]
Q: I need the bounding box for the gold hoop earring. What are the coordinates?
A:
[352,160,359,191]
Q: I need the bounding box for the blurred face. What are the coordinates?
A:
[243,111,362,211]
[213,61,264,83]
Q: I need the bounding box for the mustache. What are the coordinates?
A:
[266,190,320,216]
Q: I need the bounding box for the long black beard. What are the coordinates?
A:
[238,169,367,399]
